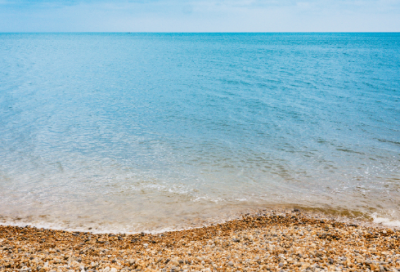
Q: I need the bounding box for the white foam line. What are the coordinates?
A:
[371,214,400,227]
[0,215,239,235]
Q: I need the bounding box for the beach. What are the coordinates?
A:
[1,33,399,271]
[1,210,399,272]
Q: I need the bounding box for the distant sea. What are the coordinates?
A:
[0,33,399,233]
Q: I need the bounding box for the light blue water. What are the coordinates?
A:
[0,33,399,232]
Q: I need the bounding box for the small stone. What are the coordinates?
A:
[1,210,400,272]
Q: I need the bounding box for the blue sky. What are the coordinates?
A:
[1,0,399,32]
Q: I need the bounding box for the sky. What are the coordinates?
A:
[0,0,400,32]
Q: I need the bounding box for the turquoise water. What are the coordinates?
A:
[0,33,399,232]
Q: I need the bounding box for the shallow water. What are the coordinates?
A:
[0,33,399,232]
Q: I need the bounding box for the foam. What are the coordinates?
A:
[372,213,400,227]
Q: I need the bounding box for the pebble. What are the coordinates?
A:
[0,210,399,271]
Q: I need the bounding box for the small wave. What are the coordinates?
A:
[371,213,400,227]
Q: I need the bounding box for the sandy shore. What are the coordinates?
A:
[1,210,399,272]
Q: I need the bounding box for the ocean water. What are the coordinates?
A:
[0,33,399,233]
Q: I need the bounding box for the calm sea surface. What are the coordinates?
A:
[0,33,399,232]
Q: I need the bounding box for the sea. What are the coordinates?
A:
[0,33,399,233]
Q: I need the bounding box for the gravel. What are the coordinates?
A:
[1,210,400,271]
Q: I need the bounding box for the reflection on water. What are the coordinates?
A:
[0,33,399,232]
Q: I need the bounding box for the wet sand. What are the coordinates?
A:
[1,210,400,271]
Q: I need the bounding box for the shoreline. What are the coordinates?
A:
[1,204,394,235]
[1,210,400,271]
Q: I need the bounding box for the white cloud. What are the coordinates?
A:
[0,0,399,31]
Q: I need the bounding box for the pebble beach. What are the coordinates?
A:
[1,210,400,272]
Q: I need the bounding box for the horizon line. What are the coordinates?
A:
[1,31,400,34]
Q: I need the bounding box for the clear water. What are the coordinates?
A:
[0,33,399,233]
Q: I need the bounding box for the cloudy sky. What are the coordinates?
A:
[1,0,399,32]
